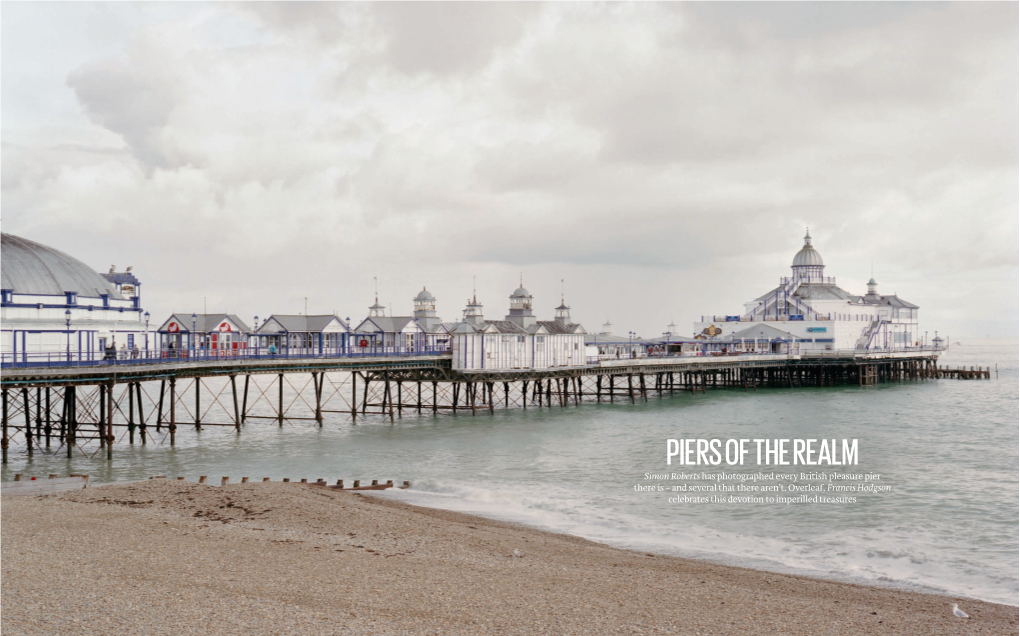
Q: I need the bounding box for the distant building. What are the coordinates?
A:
[451,283,587,370]
[584,319,647,359]
[1,233,152,362]
[694,229,922,351]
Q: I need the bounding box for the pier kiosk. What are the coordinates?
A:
[156,313,251,357]
[255,315,349,355]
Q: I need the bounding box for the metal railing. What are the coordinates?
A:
[1,345,451,370]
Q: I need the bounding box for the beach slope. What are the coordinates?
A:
[2,481,1015,635]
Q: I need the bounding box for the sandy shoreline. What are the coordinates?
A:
[2,481,1016,636]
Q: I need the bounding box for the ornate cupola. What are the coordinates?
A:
[791,228,825,282]
[368,298,386,318]
[554,297,572,326]
[506,276,536,328]
[413,287,440,329]
[368,277,386,317]
[463,293,484,325]
[866,277,879,297]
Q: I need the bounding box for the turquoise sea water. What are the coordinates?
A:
[3,338,1017,605]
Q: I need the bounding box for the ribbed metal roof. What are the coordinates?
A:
[510,286,531,298]
[1,233,122,298]
[414,288,435,301]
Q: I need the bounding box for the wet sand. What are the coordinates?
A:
[2,480,1016,635]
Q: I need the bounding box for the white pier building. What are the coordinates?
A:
[694,230,922,352]
[451,284,587,371]
[1,234,153,362]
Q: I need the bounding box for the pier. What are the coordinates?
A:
[0,345,979,464]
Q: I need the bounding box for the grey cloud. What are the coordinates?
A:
[66,46,188,171]
[374,2,540,76]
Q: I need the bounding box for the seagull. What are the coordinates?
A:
[952,604,969,619]
[512,548,523,558]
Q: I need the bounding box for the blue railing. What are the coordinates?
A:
[1,345,451,370]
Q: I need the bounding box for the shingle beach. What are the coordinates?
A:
[3,481,1016,635]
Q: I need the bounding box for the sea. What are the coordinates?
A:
[3,337,1017,606]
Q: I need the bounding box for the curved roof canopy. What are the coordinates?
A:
[1,233,121,298]
[791,229,824,268]
[414,287,435,301]
[511,286,532,298]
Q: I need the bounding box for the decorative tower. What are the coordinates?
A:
[554,298,572,326]
[791,228,825,282]
[413,287,440,329]
[667,320,679,336]
[368,277,386,317]
[463,294,484,325]
[505,276,536,328]
[601,320,614,336]
[866,277,879,297]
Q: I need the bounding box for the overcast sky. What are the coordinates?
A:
[2,2,1017,338]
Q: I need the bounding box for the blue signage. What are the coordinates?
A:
[807,326,827,333]
[789,314,804,321]
[725,316,741,322]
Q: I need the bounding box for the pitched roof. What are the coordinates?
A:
[861,294,918,309]
[729,324,797,340]
[534,320,586,335]
[159,313,251,333]
[355,316,417,333]
[258,314,347,333]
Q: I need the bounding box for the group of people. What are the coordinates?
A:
[102,342,141,361]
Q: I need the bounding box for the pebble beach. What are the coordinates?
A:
[2,480,1016,636]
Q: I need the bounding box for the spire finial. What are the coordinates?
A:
[473,275,477,303]
[561,278,565,303]
[520,272,523,286]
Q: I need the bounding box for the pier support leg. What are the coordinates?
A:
[351,372,358,422]
[136,383,146,444]
[23,388,33,456]
[278,373,285,426]
[241,374,250,424]
[2,389,8,464]
[195,378,202,430]
[106,382,114,460]
[45,388,52,448]
[432,381,438,415]
[156,380,165,431]
[169,377,177,446]
[128,383,136,444]
[231,375,241,432]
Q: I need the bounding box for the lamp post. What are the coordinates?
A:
[253,316,259,356]
[65,309,72,363]
[191,312,197,357]
[346,317,351,355]
[144,311,150,356]
[628,331,635,358]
